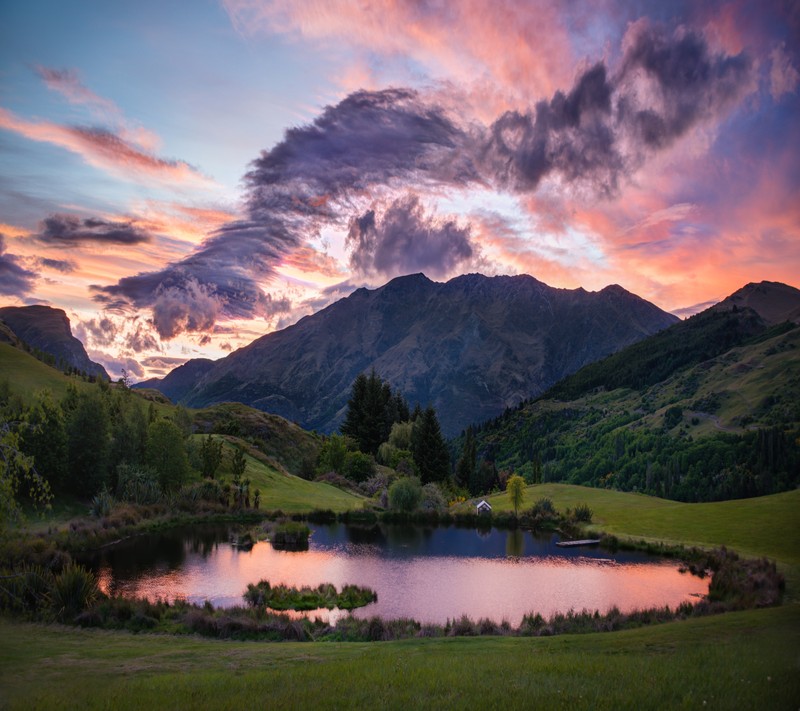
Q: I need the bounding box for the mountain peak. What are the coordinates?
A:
[0,304,108,378]
[176,272,678,436]
[713,281,800,325]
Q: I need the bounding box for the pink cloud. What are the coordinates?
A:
[222,0,576,114]
[0,107,211,187]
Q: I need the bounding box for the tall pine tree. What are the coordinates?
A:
[411,406,449,483]
[341,370,410,455]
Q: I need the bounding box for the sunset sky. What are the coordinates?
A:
[1,1,798,380]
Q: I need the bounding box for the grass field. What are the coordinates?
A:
[1,604,797,709]
[0,342,76,403]
[214,439,364,513]
[486,483,800,593]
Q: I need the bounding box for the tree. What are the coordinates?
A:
[67,390,111,496]
[507,474,525,517]
[455,426,477,493]
[109,397,148,481]
[1,422,52,532]
[146,419,189,493]
[21,389,68,490]
[411,406,449,484]
[317,434,350,475]
[230,447,248,509]
[388,476,422,512]
[200,435,223,479]
[341,370,410,455]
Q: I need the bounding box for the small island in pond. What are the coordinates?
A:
[244,580,377,611]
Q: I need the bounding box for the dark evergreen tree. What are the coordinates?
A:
[411,406,450,483]
[110,398,148,478]
[146,419,189,493]
[200,435,224,479]
[455,426,477,492]
[67,390,110,496]
[21,390,68,491]
[341,370,410,455]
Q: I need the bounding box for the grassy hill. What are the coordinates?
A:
[196,435,362,513]
[470,324,800,501]
[0,342,78,403]
[484,484,800,571]
[1,341,361,516]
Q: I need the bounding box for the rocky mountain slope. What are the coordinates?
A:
[0,304,108,379]
[174,273,678,436]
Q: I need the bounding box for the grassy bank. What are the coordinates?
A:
[485,484,800,565]
[1,605,797,710]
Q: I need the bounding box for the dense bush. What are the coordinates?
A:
[388,476,423,512]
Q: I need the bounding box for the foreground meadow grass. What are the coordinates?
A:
[1,605,798,710]
[5,482,799,708]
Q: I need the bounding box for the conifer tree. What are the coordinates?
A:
[411,406,449,483]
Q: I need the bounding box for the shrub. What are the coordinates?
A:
[573,503,593,522]
[51,564,98,621]
[420,482,447,513]
[388,476,422,512]
[89,489,114,518]
[343,451,375,483]
[116,464,161,505]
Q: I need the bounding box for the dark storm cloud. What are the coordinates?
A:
[95,27,754,337]
[482,23,753,195]
[94,89,468,337]
[347,194,474,278]
[246,88,476,205]
[95,266,290,340]
[618,21,754,150]
[0,234,37,296]
[37,214,152,245]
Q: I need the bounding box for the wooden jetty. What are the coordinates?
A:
[555,539,602,548]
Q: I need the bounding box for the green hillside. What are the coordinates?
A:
[199,436,362,513]
[0,342,78,403]
[485,483,800,569]
[0,341,360,516]
[470,324,800,502]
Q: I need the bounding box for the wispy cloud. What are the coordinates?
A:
[0,107,212,187]
[0,233,37,296]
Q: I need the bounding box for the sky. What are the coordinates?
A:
[1,0,798,381]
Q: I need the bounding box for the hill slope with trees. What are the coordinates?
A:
[462,298,800,502]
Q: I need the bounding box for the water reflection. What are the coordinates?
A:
[505,529,525,558]
[83,523,707,625]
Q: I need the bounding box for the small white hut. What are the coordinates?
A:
[476,499,492,515]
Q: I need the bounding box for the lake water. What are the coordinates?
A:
[86,523,707,625]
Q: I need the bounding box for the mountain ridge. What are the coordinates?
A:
[175,272,679,435]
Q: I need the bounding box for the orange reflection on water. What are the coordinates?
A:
[96,532,708,626]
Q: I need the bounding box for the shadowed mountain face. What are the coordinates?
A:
[711,281,800,325]
[0,304,108,379]
[172,273,678,436]
[134,358,215,402]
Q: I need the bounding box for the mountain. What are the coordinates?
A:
[133,358,215,403]
[179,273,679,436]
[710,281,800,325]
[465,283,800,502]
[0,305,108,379]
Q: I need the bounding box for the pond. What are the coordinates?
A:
[85,523,707,625]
